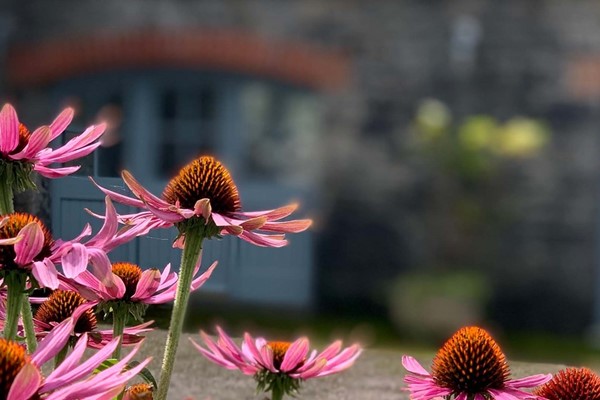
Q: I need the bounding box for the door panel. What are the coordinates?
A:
[50,72,315,310]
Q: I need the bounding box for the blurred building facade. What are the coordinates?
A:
[2,0,600,334]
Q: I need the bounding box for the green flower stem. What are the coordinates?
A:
[0,182,14,214]
[271,386,285,400]
[20,295,37,352]
[155,228,204,400]
[111,305,128,359]
[54,344,69,369]
[3,272,26,341]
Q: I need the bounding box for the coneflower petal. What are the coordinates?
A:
[0,104,19,153]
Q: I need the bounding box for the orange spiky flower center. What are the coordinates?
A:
[267,341,292,369]
[125,383,154,400]
[431,326,510,394]
[162,156,241,214]
[0,213,53,270]
[534,368,600,400]
[111,262,142,300]
[0,338,31,399]
[35,290,97,334]
[11,123,32,154]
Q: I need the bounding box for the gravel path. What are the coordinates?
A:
[134,330,563,400]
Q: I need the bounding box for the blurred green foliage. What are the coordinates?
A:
[388,270,490,341]
[412,98,549,183]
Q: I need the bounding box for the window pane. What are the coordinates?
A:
[96,96,124,177]
[159,87,215,177]
[241,83,321,185]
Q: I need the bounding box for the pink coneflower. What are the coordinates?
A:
[33,289,152,349]
[57,196,156,282]
[533,367,600,399]
[402,326,552,400]
[0,103,105,180]
[191,326,362,400]
[1,304,151,400]
[93,155,312,247]
[62,259,218,305]
[0,212,58,289]
[61,258,217,359]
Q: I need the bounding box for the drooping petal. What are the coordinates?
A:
[61,272,103,301]
[42,334,120,392]
[0,104,19,154]
[317,345,362,376]
[294,358,327,379]
[31,316,76,366]
[87,248,117,288]
[215,326,245,365]
[61,243,89,278]
[34,164,81,178]
[190,261,218,290]
[260,219,313,233]
[122,170,171,209]
[10,126,52,160]
[158,263,172,286]
[190,337,238,370]
[85,197,118,248]
[40,123,106,162]
[316,340,342,361]
[49,107,74,141]
[7,362,42,400]
[280,337,310,372]
[144,260,217,304]
[233,203,298,220]
[14,222,44,265]
[240,216,268,231]
[506,374,553,388]
[41,142,102,164]
[402,355,431,376]
[143,201,185,223]
[89,177,146,208]
[31,259,59,289]
[44,343,150,400]
[87,321,153,349]
[239,230,288,248]
[69,342,147,391]
[259,344,276,373]
[131,269,161,301]
[45,332,90,382]
[242,333,264,365]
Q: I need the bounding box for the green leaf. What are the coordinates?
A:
[94,359,157,388]
[128,360,158,388]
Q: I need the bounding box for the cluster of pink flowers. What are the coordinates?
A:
[8,101,588,400]
[0,103,342,400]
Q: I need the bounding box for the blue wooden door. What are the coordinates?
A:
[50,72,315,309]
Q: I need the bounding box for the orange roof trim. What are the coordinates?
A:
[7,30,350,91]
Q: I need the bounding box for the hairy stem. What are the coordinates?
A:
[111,305,128,359]
[3,272,25,341]
[21,295,37,352]
[155,229,204,400]
[0,181,14,214]
[271,385,285,400]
